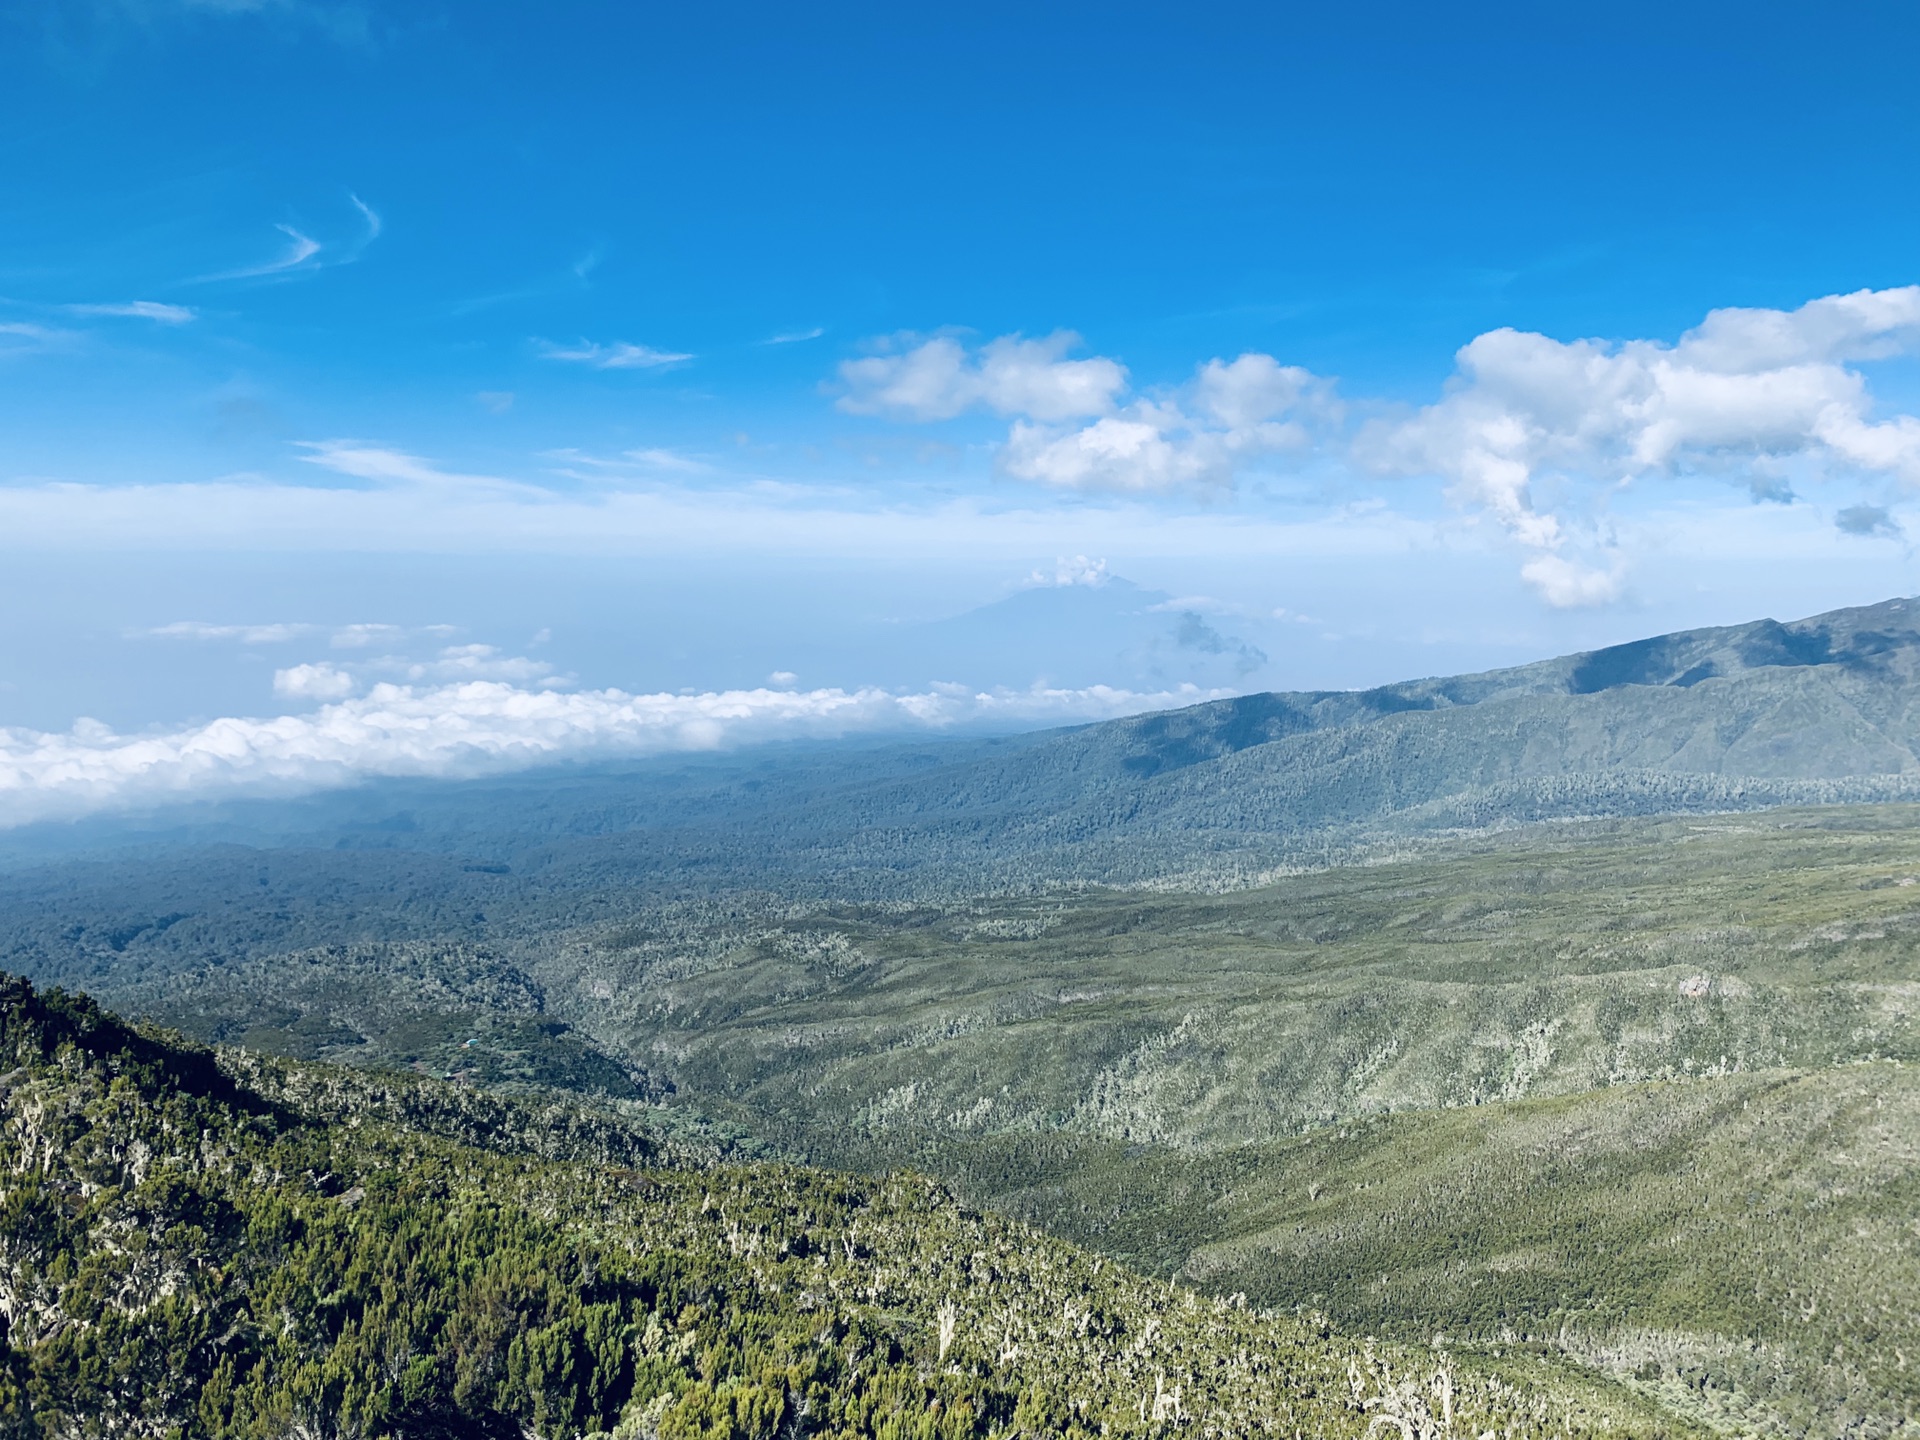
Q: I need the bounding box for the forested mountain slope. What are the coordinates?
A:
[0,975,1672,1440]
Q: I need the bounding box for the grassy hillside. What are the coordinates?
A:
[0,975,1676,1439]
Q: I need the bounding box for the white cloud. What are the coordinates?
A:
[330,623,409,649]
[0,321,79,355]
[0,677,1229,827]
[1518,553,1626,608]
[765,327,825,345]
[296,440,532,494]
[69,302,197,324]
[203,196,383,283]
[1002,403,1229,491]
[545,446,713,478]
[623,447,709,473]
[392,644,558,684]
[1192,353,1318,431]
[1366,285,1920,604]
[1026,555,1110,587]
[1000,358,1325,493]
[537,339,693,370]
[212,224,322,280]
[272,662,356,699]
[837,332,1128,422]
[349,192,382,242]
[841,334,1328,493]
[145,621,317,644]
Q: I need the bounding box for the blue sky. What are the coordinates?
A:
[4,0,1920,818]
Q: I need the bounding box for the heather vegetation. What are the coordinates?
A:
[0,975,1677,1440]
[12,805,1920,1437]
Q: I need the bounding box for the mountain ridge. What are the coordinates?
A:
[8,596,1920,900]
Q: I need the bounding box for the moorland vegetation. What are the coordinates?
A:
[0,974,1678,1440]
[10,599,1920,1436]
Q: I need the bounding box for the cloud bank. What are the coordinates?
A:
[0,678,1226,828]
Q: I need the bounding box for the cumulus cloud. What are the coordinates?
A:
[537,339,693,369]
[1366,285,1920,604]
[0,677,1228,827]
[1002,355,1325,492]
[841,334,1329,493]
[1518,553,1625,607]
[837,332,1128,422]
[1002,403,1218,491]
[272,662,356,699]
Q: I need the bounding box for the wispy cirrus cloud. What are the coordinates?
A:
[294,440,534,494]
[68,301,196,324]
[0,320,81,354]
[348,192,381,243]
[143,620,318,644]
[209,222,322,280]
[764,326,825,345]
[330,622,457,649]
[543,445,713,478]
[536,338,694,370]
[139,619,469,652]
[201,192,381,282]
